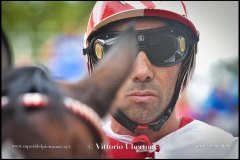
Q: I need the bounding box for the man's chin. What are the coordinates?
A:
[120,111,157,124]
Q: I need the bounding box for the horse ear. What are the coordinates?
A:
[59,24,137,117]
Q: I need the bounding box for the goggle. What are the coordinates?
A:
[84,27,199,67]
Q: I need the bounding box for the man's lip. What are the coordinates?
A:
[127,90,158,97]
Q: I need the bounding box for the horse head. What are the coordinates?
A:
[2,25,137,158]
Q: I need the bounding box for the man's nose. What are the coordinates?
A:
[131,51,154,83]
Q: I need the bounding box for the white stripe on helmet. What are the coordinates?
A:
[152,1,186,17]
[92,1,104,25]
[121,1,147,9]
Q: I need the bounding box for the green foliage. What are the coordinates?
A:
[2,1,95,32]
[2,1,95,63]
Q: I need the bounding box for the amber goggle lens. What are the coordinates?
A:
[94,43,103,60]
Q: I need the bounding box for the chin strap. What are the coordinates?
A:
[113,109,137,133]
[112,49,193,133]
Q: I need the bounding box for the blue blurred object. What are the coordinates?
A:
[49,35,87,82]
[204,87,235,113]
[201,81,238,136]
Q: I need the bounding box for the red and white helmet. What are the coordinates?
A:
[83,1,200,133]
[84,1,199,48]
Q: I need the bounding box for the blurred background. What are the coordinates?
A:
[2,1,94,82]
[2,1,238,136]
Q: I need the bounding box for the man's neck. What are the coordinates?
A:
[110,111,180,142]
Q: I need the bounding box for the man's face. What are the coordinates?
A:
[111,19,181,124]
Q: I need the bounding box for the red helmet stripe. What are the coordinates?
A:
[100,1,135,21]
[180,1,188,17]
[87,13,94,35]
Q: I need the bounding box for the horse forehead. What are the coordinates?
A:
[2,139,25,159]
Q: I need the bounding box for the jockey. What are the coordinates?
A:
[83,1,238,158]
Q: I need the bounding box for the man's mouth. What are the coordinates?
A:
[127,90,158,103]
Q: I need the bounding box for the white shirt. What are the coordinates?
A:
[103,119,238,159]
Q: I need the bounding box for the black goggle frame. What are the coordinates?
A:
[84,26,198,67]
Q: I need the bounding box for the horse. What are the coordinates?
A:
[2,27,137,158]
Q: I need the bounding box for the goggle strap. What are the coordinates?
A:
[148,62,189,131]
[83,48,93,55]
